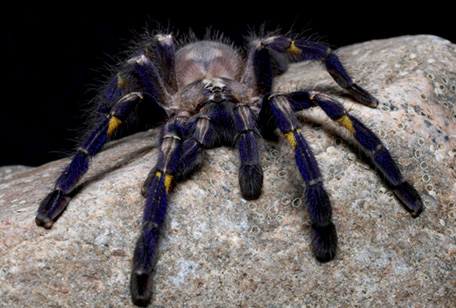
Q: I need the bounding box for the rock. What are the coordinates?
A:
[1,35,455,307]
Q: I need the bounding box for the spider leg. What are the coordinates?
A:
[176,96,263,199]
[259,94,337,262]
[131,119,183,306]
[175,112,213,182]
[150,34,178,92]
[210,98,264,199]
[131,54,169,103]
[37,52,170,229]
[233,103,263,199]
[36,93,166,229]
[242,40,274,96]
[260,36,379,108]
[287,90,423,216]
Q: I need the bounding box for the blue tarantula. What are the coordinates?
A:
[36,29,423,306]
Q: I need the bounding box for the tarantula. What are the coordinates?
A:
[36,29,423,306]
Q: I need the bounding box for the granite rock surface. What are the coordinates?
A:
[1,35,455,307]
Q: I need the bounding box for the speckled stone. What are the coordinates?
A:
[1,35,455,308]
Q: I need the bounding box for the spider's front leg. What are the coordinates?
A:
[175,110,213,182]
[258,94,337,261]
[36,92,165,228]
[177,99,263,200]
[260,36,379,108]
[131,119,183,307]
[233,102,264,199]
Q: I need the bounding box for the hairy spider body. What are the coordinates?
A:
[36,30,423,306]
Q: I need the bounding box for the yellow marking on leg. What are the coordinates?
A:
[155,171,173,194]
[284,130,298,150]
[107,116,122,137]
[164,174,174,193]
[337,115,355,134]
[286,41,302,56]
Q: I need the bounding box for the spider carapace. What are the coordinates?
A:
[36,30,423,306]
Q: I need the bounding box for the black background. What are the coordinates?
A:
[3,2,454,167]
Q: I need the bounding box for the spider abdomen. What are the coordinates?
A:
[175,41,242,87]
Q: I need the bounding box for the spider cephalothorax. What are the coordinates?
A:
[36,30,423,306]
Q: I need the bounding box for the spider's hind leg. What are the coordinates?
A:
[259,94,337,261]
[260,36,378,108]
[150,34,178,92]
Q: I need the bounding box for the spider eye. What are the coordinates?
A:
[211,86,223,93]
[210,86,230,93]
[202,78,230,93]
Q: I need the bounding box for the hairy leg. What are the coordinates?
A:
[259,36,379,107]
[36,93,166,228]
[131,119,183,306]
[259,94,337,261]
[176,110,213,182]
[233,102,263,199]
[287,90,423,216]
